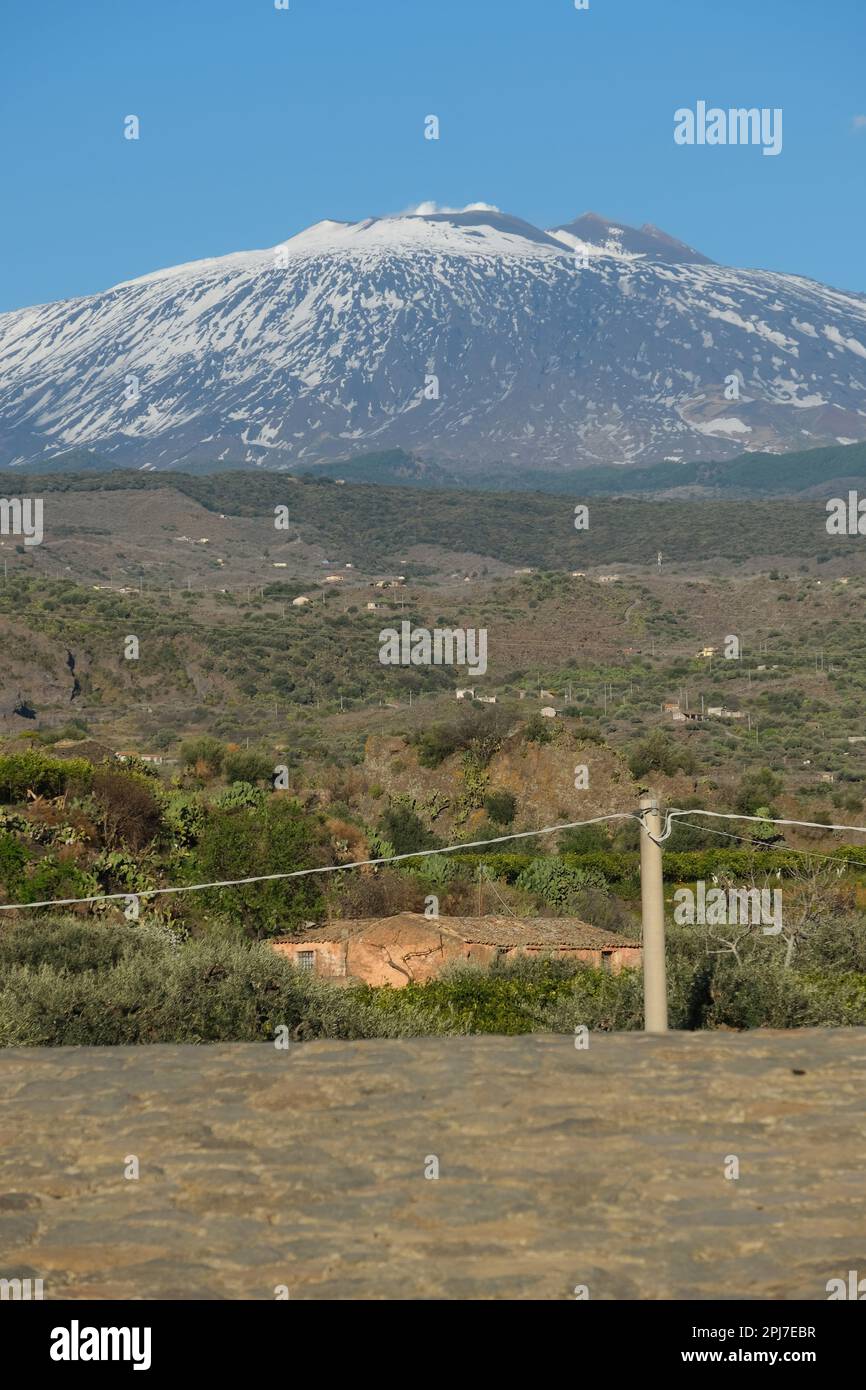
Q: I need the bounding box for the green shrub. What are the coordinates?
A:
[558,822,611,853]
[190,798,325,935]
[414,706,509,768]
[222,749,274,785]
[163,791,206,847]
[0,930,370,1046]
[628,730,696,779]
[516,857,608,911]
[0,752,93,803]
[179,736,225,779]
[213,781,267,811]
[377,804,438,856]
[20,857,99,908]
[0,832,27,894]
[734,768,783,817]
[0,918,161,974]
[483,790,517,826]
[522,714,553,745]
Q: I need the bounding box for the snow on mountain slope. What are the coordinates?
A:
[1,207,865,473]
[549,212,716,265]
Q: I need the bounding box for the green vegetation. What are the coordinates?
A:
[1,915,864,1046]
[10,466,865,569]
[6,464,866,1042]
[0,743,328,934]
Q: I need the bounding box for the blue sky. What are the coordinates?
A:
[2,0,864,310]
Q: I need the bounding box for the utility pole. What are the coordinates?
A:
[639,794,668,1033]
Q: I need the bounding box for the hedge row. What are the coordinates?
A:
[451,847,866,885]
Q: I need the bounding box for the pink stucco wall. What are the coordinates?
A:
[272,927,641,987]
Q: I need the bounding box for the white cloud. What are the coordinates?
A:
[853,114,866,131]
[390,200,501,217]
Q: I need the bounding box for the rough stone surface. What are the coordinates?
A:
[1,1031,864,1300]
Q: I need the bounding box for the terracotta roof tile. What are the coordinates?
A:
[274,912,637,951]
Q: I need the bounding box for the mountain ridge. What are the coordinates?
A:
[1,206,864,476]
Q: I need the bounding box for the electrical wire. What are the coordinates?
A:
[0,811,640,913]
[5,805,866,915]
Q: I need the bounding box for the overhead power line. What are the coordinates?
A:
[661,807,866,842]
[3,806,866,917]
[661,818,866,872]
[0,812,639,914]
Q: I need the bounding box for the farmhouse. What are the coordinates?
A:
[706,706,745,720]
[271,913,641,987]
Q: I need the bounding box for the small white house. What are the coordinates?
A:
[292,595,311,607]
[456,688,475,701]
[540,707,557,719]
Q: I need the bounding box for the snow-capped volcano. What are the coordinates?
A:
[1,206,865,474]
